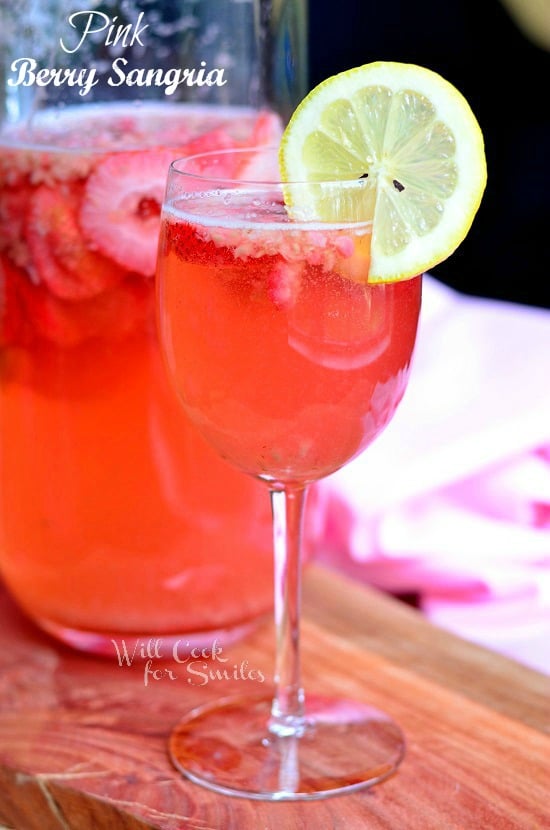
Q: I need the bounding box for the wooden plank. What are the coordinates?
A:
[0,566,548,829]
[303,565,550,730]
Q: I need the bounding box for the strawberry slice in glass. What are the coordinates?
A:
[25,183,123,301]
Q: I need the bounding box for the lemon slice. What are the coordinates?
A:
[279,61,487,283]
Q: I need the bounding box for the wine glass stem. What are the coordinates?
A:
[268,485,308,738]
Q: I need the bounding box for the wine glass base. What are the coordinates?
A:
[169,693,405,801]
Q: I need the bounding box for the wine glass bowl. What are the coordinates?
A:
[157,149,421,486]
[156,147,422,800]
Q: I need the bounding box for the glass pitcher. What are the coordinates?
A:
[0,0,308,654]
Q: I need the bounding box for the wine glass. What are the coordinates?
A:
[155,146,422,800]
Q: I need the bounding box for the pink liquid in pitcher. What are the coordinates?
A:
[0,103,283,652]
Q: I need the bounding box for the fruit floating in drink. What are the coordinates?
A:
[0,104,285,653]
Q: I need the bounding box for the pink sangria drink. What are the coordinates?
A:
[157,153,422,487]
[156,148,423,798]
[153,50,487,797]
[0,104,284,652]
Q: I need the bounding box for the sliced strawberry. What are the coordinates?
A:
[236,147,281,182]
[248,111,284,147]
[173,128,243,181]
[0,256,30,346]
[162,218,236,268]
[0,147,29,188]
[234,113,284,182]
[25,183,123,300]
[20,279,94,347]
[180,126,238,158]
[18,270,153,347]
[0,185,32,253]
[80,149,177,277]
[267,260,302,309]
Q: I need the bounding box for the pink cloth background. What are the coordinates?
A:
[314,276,550,674]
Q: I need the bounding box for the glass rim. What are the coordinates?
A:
[169,145,373,190]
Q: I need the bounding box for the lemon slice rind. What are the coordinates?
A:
[279,61,487,283]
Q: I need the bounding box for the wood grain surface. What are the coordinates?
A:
[0,565,548,829]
